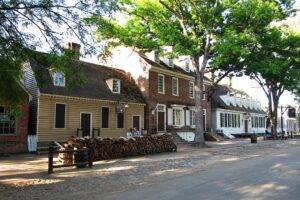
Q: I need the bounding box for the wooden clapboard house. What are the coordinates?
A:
[22,43,146,151]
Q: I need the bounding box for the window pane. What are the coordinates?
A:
[55,104,66,128]
[158,74,164,93]
[102,107,109,128]
[189,82,194,98]
[172,78,178,96]
[0,107,16,134]
[117,113,124,128]
[113,80,120,93]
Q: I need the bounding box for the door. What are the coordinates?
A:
[244,120,248,133]
[133,116,140,131]
[157,112,165,132]
[81,113,91,137]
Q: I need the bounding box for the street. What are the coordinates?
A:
[1,138,300,200]
[103,144,300,200]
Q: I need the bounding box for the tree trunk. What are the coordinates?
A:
[272,95,279,139]
[192,57,205,146]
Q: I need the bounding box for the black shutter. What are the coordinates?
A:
[102,107,109,128]
[55,104,66,128]
[117,113,124,128]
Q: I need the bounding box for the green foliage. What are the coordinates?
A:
[86,0,227,60]
[0,0,118,106]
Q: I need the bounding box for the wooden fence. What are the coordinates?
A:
[48,147,93,174]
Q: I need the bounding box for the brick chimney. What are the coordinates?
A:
[65,42,81,59]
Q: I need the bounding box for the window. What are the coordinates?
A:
[101,107,109,128]
[251,116,265,128]
[158,74,165,94]
[112,79,121,94]
[190,110,196,126]
[0,106,15,134]
[172,108,182,126]
[189,81,195,98]
[172,77,179,96]
[220,113,224,128]
[117,113,124,128]
[55,103,66,128]
[52,71,65,87]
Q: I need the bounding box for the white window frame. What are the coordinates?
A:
[52,71,66,87]
[112,79,121,94]
[158,74,165,94]
[190,110,196,127]
[172,77,179,96]
[202,84,206,100]
[172,108,183,126]
[54,103,66,129]
[189,81,195,99]
[0,106,16,135]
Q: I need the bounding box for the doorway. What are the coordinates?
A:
[244,120,248,133]
[81,113,91,137]
[132,115,140,131]
[157,104,166,132]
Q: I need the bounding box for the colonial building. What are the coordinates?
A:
[211,85,267,138]
[22,44,145,149]
[102,47,212,136]
[0,84,31,153]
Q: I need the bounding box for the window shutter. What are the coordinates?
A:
[186,110,190,126]
[167,108,173,125]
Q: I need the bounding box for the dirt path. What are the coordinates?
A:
[1,138,300,200]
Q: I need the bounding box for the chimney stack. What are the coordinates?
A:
[65,42,81,59]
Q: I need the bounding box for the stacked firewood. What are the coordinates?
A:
[59,134,177,163]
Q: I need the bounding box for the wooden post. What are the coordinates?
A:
[48,146,54,174]
[88,148,93,167]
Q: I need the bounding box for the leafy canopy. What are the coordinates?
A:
[0,0,118,105]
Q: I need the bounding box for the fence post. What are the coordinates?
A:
[88,148,93,167]
[48,146,54,174]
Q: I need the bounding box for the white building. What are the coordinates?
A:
[211,85,267,138]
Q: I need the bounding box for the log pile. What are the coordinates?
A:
[59,134,177,163]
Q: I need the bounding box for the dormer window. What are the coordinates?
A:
[106,78,121,94]
[112,79,121,94]
[52,71,65,87]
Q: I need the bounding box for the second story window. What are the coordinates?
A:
[158,74,165,94]
[172,77,178,96]
[189,81,195,98]
[52,71,65,87]
[112,79,121,94]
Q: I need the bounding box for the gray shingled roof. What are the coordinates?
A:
[29,53,145,104]
[211,84,266,114]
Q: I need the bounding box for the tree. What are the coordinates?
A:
[87,0,229,146]
[0,0,118,106]
[213,0,299,138]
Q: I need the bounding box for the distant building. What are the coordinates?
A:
[22,43,145,150]
[277,107,298,134]
[211,85,267,138]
